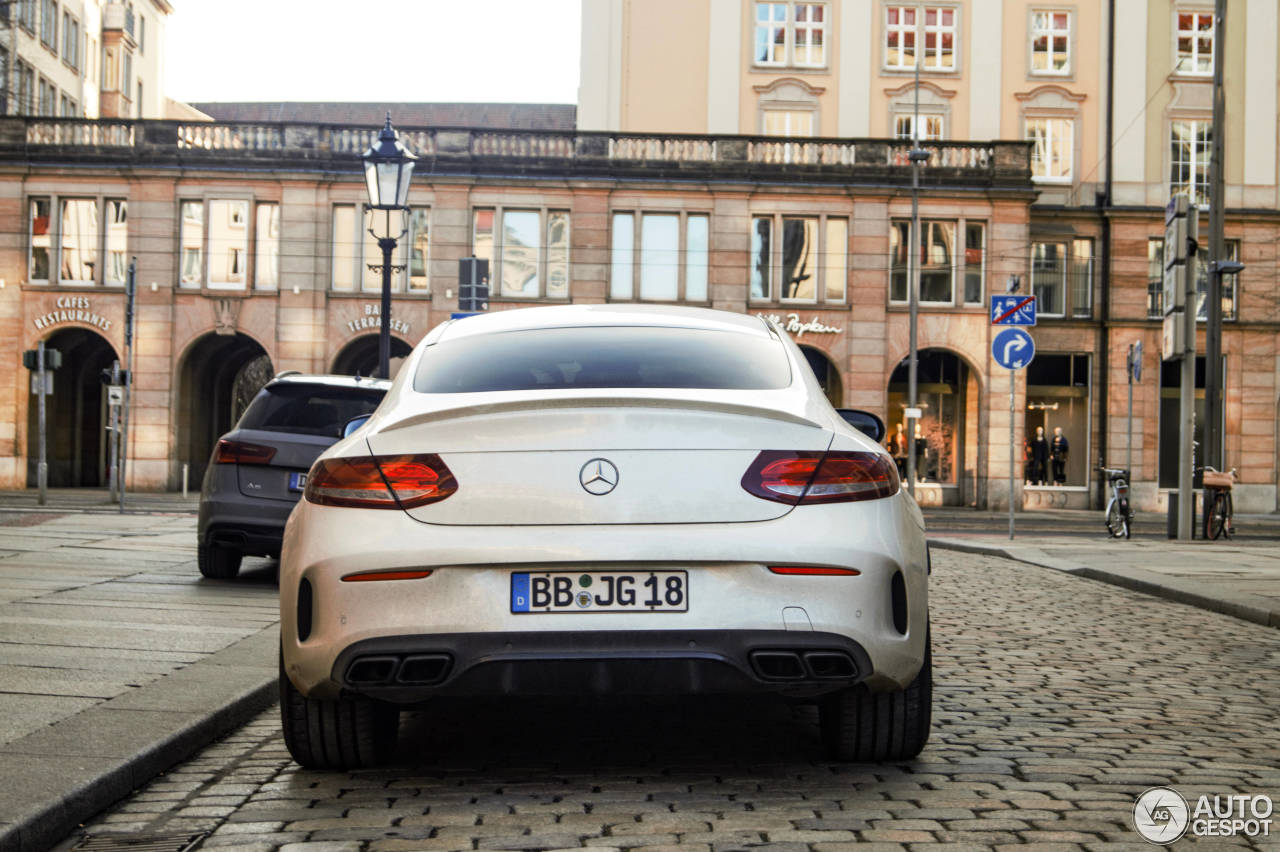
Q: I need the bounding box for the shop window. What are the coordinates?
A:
[472,207,570,300]
[751,213,847,303]
[886,350,969,485]
[1024,354,1089,487]
[1158,356,1223,489]
[1031,238,1092,318]
[611,212,709,302]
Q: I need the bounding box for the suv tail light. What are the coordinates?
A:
[742,451,899,505]
[305,454,457,509]
[214,439,277,466]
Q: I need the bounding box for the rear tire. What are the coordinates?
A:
[821,631,931,762]
[198,543,242,579]
[280,651,398,770]
[1105,501,1128,539]
[1207,491,1230,540]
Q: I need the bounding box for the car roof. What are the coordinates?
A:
[268,373,391,390]
[435,304,772,342]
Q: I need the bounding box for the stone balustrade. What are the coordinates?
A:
[0,118,1032,188]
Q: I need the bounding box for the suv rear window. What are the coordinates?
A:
[237,384,385,436]
[413,326,791,393]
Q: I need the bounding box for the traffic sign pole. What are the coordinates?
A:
[37,341,47,506]
[991,327,1036,539]
[1009,367,1015,541]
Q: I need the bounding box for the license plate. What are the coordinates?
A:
[511,571,688,614]
[288,472,307,492]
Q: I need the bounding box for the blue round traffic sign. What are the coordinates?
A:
[992,327,1035,370]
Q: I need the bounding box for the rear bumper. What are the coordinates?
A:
[330,629,872,703]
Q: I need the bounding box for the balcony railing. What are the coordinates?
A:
[0,118,1033,188]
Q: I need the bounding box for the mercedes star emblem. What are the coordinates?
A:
[579,458,619,496]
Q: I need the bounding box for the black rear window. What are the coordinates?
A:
[413,326,792,393]
[237,384,385,436]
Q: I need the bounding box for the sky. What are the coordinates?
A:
[165,0,582,104]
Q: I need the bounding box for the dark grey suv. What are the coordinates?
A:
[197,373,389,579]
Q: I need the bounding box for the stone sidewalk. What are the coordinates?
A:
[0,507,279,852]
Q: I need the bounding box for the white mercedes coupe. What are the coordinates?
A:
[279,305,931,768]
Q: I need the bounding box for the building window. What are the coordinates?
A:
[16,61,35,115]
[123,50,132,98]
[1175,10,1213,75]
[0,48,8,117]
[751,214,847,303]
[331,204,428,293]
[1027,117,1073,182]
[762,109,814,138]
[37,77,56,115]
[610,212,709,302]
[105,200,127,286]
[26,196,130,287]
[40,0,56,50]
[254,203,279,290]
[18,0,36,32]
[139,14,146,54]
[103,46,119,91]
[754,2,826,68]
[885,5,956,72]
[1146,236,1238,320]
[472,208,569,300]
[1025,354,1090,486]
[889,219,984,306]
[894,113,944,140]
[61,13,79,70]
[1171,120,1211,206]
[1158,357,1221,488]
[1031,239,1093,318]
[135,80,142,118]
[1030,10,1070,75]
[181,198,283,291]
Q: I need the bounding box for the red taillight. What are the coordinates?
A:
[768,566,861,576]
[341,569,434,582]
[304,454,457,509]
[214,439,276,465]
[742,451,899,505]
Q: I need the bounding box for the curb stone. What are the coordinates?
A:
[0,625,279,852]
[928,537,1280,630]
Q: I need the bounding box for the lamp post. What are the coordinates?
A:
[361,114,416,380]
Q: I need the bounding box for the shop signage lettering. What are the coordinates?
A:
[346,303,411,336]
[755,312,841,338]
[32,296,112,332]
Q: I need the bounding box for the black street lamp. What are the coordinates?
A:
[361,114,416,379]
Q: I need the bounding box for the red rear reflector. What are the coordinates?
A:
[214,439,276,465]
[341,569,434,582]
[768,566,861,576]
[742,451,899,504]
[305,454,457,509]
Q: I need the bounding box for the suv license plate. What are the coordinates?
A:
[288,472,307,492]
[511,571,688,614]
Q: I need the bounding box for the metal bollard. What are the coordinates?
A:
[182,463,189,498]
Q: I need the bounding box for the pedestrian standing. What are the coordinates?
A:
[1050,426,1069,485]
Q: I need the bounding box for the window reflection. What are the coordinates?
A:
[501,210,540,297]
[105,200,127,286]
[60,199,98,284]
[30,198,51,282]
[640,214,679,301]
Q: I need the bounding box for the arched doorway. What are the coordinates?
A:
[798,345,843,407]
[331,335,412,379]
[887,349,978,505]
[178,332,272,485]
[26,328,120,487]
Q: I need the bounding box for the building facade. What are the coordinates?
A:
[2,0,171,119]
[0,0,1277,515]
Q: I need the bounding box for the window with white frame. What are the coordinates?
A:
[750,214,847,303]
[179,198,284,290]
[61,12,79,71]
[762,109,814,137]
[27,195,129,286]
[885,5,956,72]
[17,0,36,32]
[1030,10,1070,74]
[889,219,986,306]
[16,61,35,115]
[331,205,429,294]
[1031,238,1093,318]
[37,77,55,115]
[1026,117,1073,182]
[610,212,709,302]
[1174,10,1213,75]
[1171,119,1211,206]
[754,2,827,68]
[471,208,569,299]
[894,113,944,140]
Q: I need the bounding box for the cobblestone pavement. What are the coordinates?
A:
[64,551,1280,851]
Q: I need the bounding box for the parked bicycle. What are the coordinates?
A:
[1099,467,1133,539]
[1201,465,1237,540]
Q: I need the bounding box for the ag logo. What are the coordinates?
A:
[1134,787,1190,844]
